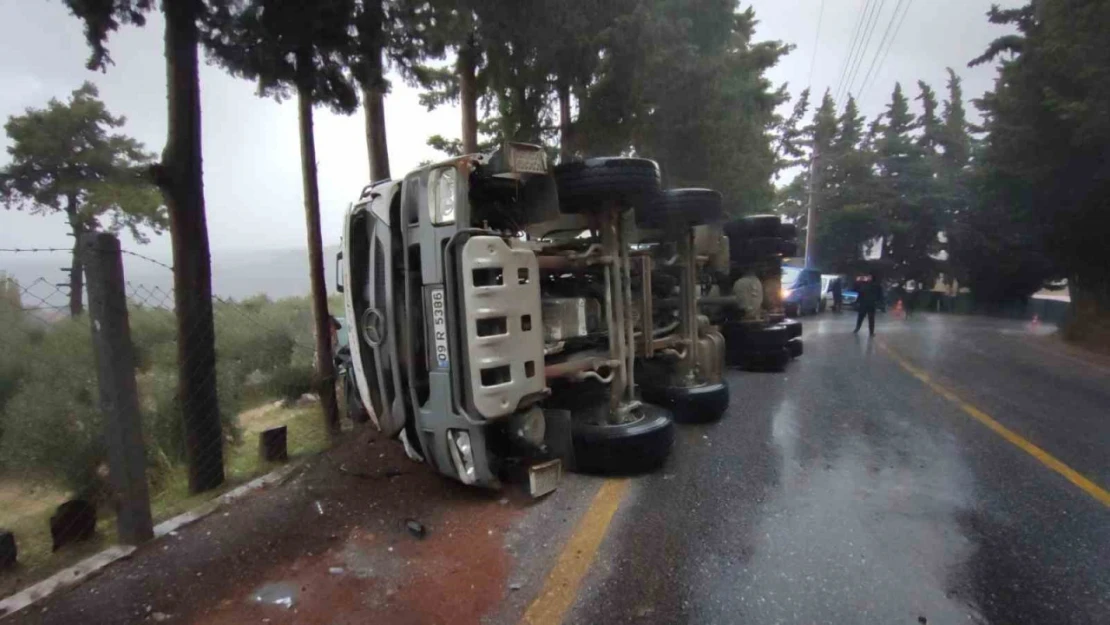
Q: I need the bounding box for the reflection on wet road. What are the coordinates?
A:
[566,314,1110,625]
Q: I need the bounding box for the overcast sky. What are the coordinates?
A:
[1,0,1021,263]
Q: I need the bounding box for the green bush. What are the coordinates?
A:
[266,362,317,403]
[0,318,105,497]
[0,294,320,497]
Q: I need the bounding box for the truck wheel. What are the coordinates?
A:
[787,338,804,358]
[641,380,729,424]
[778,239,798,257]
[554,157,661,214]
[724,322,790,349]
[743,346,790,372]
[572,403,675,474]
[781,318,802,339]
[779,222,798,239]
[724,214,782,239]
[731,236,782,262]
[638,187,723,228]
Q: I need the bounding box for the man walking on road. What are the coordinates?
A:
[831,277,843,313]
[853,274,882,336]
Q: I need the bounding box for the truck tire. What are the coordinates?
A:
[554,157,661,214]
[779,222,798,239]
[731,236,782,261]
[572,403,675,474]
[782,318,802,339]
[724,214,782,239]
[778,239,798,257]
[744,346,791,372]
[787,338,804,358]
[641,380,729,424]
[726,322,789,349]
[638,188,723,228]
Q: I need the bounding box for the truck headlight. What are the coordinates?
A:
[781,288,793,299]
[429,167,457,225]
[447,429,477,484]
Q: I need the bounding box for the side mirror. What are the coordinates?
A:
[335,250,344,293]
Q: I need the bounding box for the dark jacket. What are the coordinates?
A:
[857,280,883,310]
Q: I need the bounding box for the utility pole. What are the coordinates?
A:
[803,146,819,268]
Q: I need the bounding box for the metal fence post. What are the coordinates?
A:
[82,233,154,546]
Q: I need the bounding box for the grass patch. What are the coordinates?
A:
[0,403,331,599]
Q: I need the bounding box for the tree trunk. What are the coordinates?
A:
[803,149,819,268]
[296,69,341,438]
[66,195,85,317]
[363,84,391,182]
[457,41,478,154]
[1064,273,1110,346]
[161,0,224,493]
[557,80,572,162]
[361,36,391,183]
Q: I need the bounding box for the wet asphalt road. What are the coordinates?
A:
[566,313,1110,625]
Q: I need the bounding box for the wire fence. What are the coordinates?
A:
[0,238,340,595]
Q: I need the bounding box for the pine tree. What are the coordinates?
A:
[1,83,165,316]
[874,82,936,287]
[970,0,1110,337]
[577,1,790,214]
[814,95,880,272]
[205,0,361,438]
[63,0,227,492]
[799,90,838,265]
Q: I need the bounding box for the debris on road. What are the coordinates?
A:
[404,519,426,539]
[251,581,297,609]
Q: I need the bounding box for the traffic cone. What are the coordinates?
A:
[894,299,905,319]
[1028,314,1041,330]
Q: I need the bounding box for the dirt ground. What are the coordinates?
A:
[4,427,567,625]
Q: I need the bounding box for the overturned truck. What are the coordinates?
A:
[337,145,729,495]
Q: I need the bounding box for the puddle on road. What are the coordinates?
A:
[251,581,299,609]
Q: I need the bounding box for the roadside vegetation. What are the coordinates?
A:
[777,1,1110,349]
[0,289,331,589]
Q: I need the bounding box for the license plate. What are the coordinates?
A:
[528,459,562,498]
[430,287,450,369]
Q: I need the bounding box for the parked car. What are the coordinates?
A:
[781,266,823,316]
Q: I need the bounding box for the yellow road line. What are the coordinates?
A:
[520,478,630,625]
[878,339,1110,508]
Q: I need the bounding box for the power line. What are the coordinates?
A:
[834,0,877,104]
[833,0,873,104]
[859,0,914,98]
[842,0,887,104]
[807,0,827,87]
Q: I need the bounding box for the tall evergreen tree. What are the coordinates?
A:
[970,0,1110,338]
[205,0,360,437]
[874,83,937,287]
[0,83,165,316]
[798,90,838,265]
[577,1,790,214]
[815,95,880,271]
[63,0,227,492]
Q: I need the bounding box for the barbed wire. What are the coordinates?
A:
[121,250,174,272]
[0,246,174,271]
[0,247,69,253]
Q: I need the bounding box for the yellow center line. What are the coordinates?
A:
[877,339,1110,508]
[520,478,631,625]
